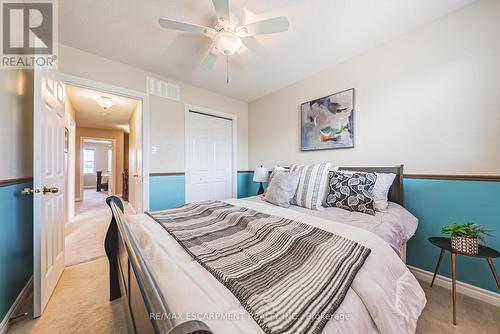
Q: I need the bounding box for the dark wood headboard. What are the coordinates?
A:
[338,165,404,206]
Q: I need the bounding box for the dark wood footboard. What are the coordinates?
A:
[105,196,214,334]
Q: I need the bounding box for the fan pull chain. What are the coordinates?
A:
[226,56,229,84]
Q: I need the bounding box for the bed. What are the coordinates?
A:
[104,165,426,334]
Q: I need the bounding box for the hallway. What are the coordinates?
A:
[75,189,109,215]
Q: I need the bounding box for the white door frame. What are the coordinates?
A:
[66,116,76,219]
[79,137,116,197]
[60,73,150,211]
[184,104,238,202]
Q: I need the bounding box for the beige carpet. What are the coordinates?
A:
[75,189,109,215]
[417,280,500,334]
[7,260,499,334]
[7,258,130,334]
[65,191,132,267]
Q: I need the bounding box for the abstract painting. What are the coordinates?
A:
[301,88,355,151]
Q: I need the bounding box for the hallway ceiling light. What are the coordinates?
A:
[96,96,114,110]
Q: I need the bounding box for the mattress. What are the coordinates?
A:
[245,196,419,254]
[126,198,425,334]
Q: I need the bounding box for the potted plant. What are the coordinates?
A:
[441,222,492,255]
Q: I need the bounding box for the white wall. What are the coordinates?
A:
[248,0,500,175]
[83,142,112,188]
[0,70,33,180]
[59,44,249,173]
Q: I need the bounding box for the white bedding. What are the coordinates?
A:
[246,196,418,254]
[127,199,426,334]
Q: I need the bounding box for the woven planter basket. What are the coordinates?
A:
[451,235,478,255]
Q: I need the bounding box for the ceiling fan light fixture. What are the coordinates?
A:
[214,31,242,55]
[235,26,248,37]
[96,96,114,110]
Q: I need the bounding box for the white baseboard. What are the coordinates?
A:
[408,266,500,307]
[0,276,33,334]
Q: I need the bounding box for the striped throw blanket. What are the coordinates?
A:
[147,201,371,334]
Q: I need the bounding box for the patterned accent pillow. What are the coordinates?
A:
[289,163,331,210]
[325,171,377,215]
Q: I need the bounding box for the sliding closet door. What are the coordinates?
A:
[186,111,233,203]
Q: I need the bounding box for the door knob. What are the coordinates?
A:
[21,187,40,195]
[43,186,59,194]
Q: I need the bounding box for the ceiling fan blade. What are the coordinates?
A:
[239,39,266,67]
[212,0,230,20]
[159,17,215,34]
[200,47,219,70]
[237,16,289,37]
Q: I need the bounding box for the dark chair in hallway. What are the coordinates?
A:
[96,171,108,192]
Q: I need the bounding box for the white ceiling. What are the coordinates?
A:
[67,85,139,132]
[59,0,474,102]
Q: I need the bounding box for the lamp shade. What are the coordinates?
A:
[253,166,269,183]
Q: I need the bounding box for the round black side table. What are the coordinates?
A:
[428,237,500,325]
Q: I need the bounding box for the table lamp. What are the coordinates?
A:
[253,165,269,195]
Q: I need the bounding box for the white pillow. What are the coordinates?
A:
[269,166,288,182]
[372,173,396,212]
[329,170,396,212]
[263,171,301,208]
[264,166,289,195]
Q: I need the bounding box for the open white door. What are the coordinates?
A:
[33,68,66,317]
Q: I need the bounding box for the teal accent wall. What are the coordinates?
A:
[0,182,33,321]
[149,173,256,211]
[149,175,186,211]
[148,173,500,293]
[405,179,500,292]
[237,172,251,199]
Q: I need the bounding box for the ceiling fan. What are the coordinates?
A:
[158,0,290,74]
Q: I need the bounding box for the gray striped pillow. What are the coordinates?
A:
[290,163,331,210]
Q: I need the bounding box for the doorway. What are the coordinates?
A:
[76,137,115,214]
[63,81,144,268]
[32,70,149,318]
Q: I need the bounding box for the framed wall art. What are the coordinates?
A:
[301,88,355,151]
